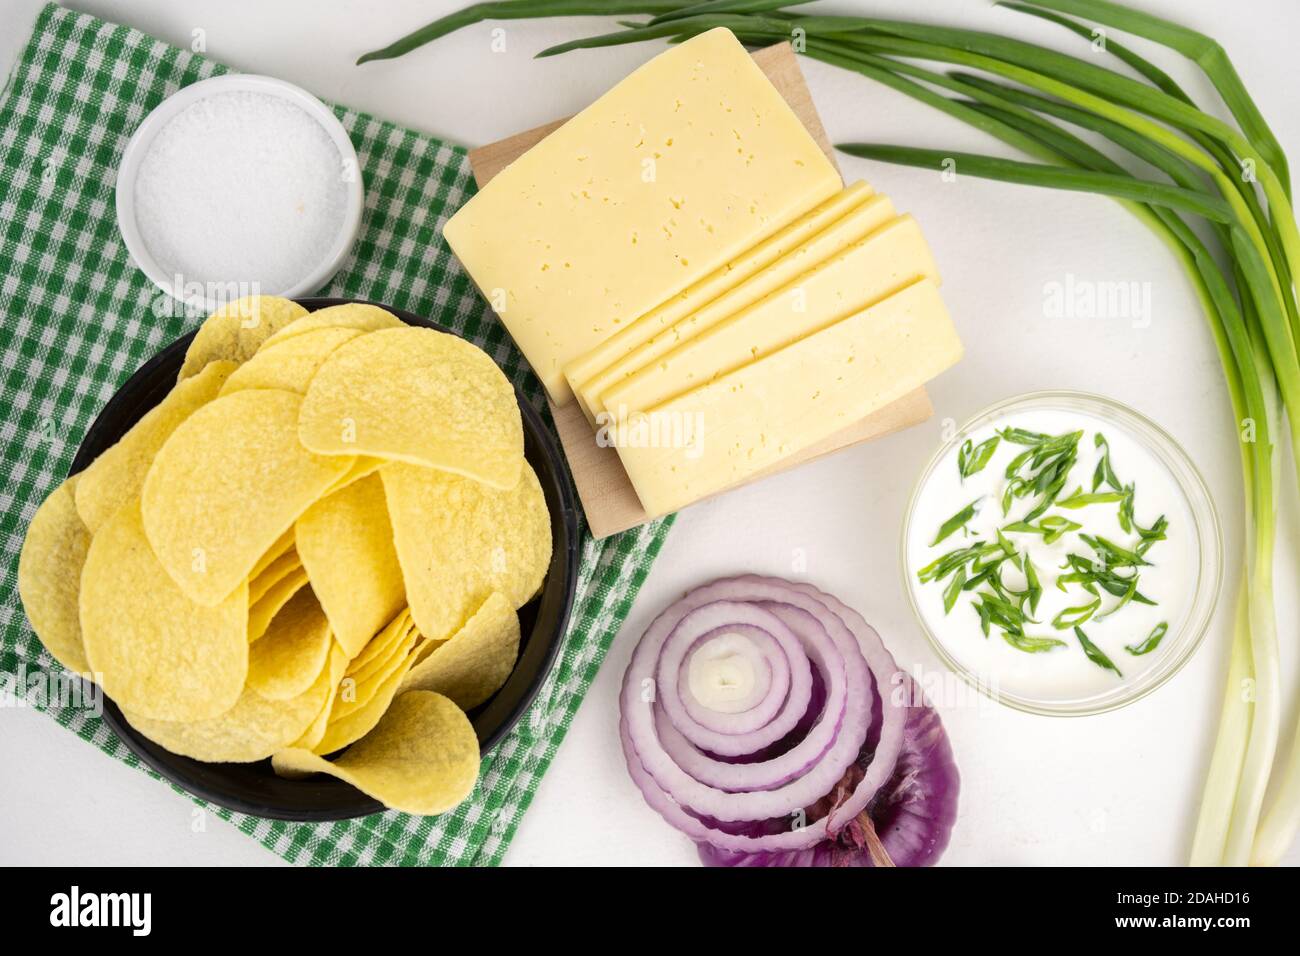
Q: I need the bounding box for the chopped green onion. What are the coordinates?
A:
[1056,486,1129,508]
[958,435,1000,479]
[1126,621,1168,655]
[1075,626,1123,677]
[1002,515,1082,544]
[1024,555,1043,614]
[1093,433,1122,491]
[1052,596,1101,629]
[1003,631,1067,653]
[932,497,982,545]
[942,566,967,614]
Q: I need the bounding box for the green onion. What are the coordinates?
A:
[1117,485,1135,534]
[1023,555,1043,614]
[942,566,967,614]
[1056,487,1129,508]
[355,1,686,64]
[1079,533,1150,568]
[1125,621,1168,655]
[958,435,1000,479]
[1058,554,1155,605]
[837,146,1234,224]
[1052,597,1101,629]
[999,427,1051,445]
[932,497,982,545]
[918,541,981,583]
[1011,0,1290,194]
[1095,575,1140,621]
[1075,626,1123,677]
[1003,632,1067,653]
[1092,433,1122,491]
[996,428,1082,522]
[646,0,812,26]
[1002,515,1081,544]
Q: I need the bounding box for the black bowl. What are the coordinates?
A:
[70,297,580,820]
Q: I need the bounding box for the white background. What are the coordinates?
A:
[2,0,1298,867]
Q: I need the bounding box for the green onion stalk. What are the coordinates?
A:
[360,0,1300,865]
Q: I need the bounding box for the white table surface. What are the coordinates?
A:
[3,0,1299,867]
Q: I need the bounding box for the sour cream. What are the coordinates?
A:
[905,402,1202,708]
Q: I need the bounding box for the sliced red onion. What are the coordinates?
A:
[624,593,861,818]
[619,575,909,848]
[682,626,781,718]
[652,603,847,791]
[789,582,908,831]
[659,603,812,756]
[696,675,960,867]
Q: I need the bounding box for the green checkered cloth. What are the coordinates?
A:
[0,4,672,866]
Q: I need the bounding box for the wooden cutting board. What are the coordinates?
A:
[467,42,932,539]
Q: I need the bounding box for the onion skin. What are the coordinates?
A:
[619,575,959,865]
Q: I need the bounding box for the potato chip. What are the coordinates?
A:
[249,567,310,642]
[218,327,364,397]
[272,692,479,814]
[249,527,295,580]
[411,636,447,665]
[74,360,236,534]
[335,619,419,717]
[315,640,420,755]
[286,644,351,753]
[346,608,410,671]
[298,328,523,490]
[399,592,519,710]
[177,295,308,381]
[124,652,334,763]
[295,473,405,658]
[323,456,384,497]
[248,588,333,700]
[260,302,402,350]
[80,502,247,721]
[17,478,92,675]
[248,548,301,604]
[141,389,352,605]
[382,462,550,641]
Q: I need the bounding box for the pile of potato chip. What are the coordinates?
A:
[17,296,552,815]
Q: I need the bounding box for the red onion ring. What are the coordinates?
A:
[789,581,907,831]
[659,603,811,755]
[620,575,886,836]
[679,625,783,722]
[655,605,840,787]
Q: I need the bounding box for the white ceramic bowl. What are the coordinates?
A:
[115,74,364,311]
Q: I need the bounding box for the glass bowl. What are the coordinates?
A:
[901,390,1222,717]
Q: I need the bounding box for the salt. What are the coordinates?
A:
[132,89,349,294]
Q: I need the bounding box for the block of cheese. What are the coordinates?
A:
[442,28,842,402]
[574,190,897,423]
[565,181,874,421]
[613,278,962,517]
[602,214,939,418]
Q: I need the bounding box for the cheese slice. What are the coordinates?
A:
[603,214,939,418]
[565,181,875,420]
[613,278,962,518]
[575,190,897,424]
[442,28,841,403]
